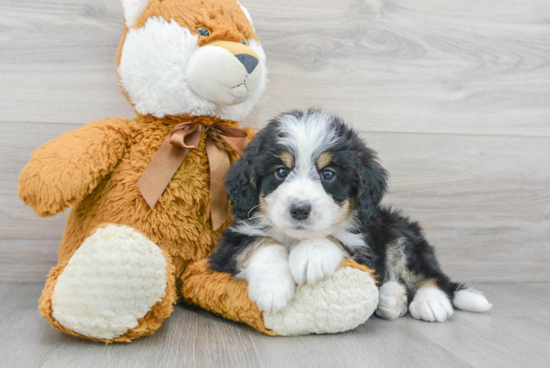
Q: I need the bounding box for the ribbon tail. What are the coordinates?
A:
[213,125,249,155]
[206,137,231,231]
[137,139,190,208]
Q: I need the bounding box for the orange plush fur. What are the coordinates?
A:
[20,114,252,342]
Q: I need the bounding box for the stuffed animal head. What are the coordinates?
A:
[117,0,267,121]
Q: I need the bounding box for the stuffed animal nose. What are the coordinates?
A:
[234,54,258,74]
[290,203,312,220]
[201,40,260,74]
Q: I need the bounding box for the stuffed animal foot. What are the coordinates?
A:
[262,259,378,336]
[39,225,176,343]
[182,258,378,336]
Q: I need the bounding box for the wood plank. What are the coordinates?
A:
[1,122,549,282]
[0,240,58,282]
[246,0,550,137]
[374,131,550,283]
[0,0,549,137]
[0,122,75,244]
[411,283,550,368]
[0,0,135,124]
[1,282,549,368]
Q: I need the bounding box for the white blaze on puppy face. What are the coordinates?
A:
[118,15,267,120]
[261,112,349,240]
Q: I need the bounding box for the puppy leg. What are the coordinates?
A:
[237,244,295,314]
[376,281,408,320]
[382,230,476,322]
[409,280,454,322]
[453,288,492,312]
[288,238,346,286]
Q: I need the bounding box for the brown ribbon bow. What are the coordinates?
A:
[137,122,248,230]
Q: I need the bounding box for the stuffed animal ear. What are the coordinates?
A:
[356,152,388,224]
[122,0,150,28]
[225,145,259,220]
[237,1,255,28]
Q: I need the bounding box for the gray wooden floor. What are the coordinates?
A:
[1,282,549,368]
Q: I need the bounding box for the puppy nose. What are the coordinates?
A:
[290,203,311,220]
[235,54,259,74]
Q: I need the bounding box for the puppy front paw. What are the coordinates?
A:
[247,272,295,314]
[289,238,345,286]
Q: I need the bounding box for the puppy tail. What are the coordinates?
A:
[451,283,493,313]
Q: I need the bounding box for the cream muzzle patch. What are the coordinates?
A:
[186,41,262,105]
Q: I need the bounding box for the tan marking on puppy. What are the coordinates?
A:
[236,237,280,269]
[385,238,424,289]
[259,194,268,215]
[280,151,294,169]
[316,152,333,170]
[416,278,439,290]
[334,200,352,228]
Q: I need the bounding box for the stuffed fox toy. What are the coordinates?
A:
[18,0,379,342]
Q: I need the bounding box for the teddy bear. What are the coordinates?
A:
[18,0,379,342]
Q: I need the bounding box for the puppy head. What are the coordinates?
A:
[117,0,267,121]
[226,109,388,240]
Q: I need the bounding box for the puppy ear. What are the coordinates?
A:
[225,145,259,220]
[356,151,388,223]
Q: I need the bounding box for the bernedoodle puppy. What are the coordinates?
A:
[209,109,492,322]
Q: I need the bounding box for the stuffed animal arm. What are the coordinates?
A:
[18,118,135,217]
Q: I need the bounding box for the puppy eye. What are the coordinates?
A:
[241,37,248,45]
[196,27,211,37]
[322,169,336,182]
[274,166,289,180]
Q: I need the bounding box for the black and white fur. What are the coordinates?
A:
[209,109,492,321]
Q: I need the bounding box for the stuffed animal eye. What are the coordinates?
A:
[322,169,336,181]
[275,166,289,180]
[241,37,248,45]
[196,27,211,37]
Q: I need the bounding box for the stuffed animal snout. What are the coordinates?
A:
[186,40,262,105]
